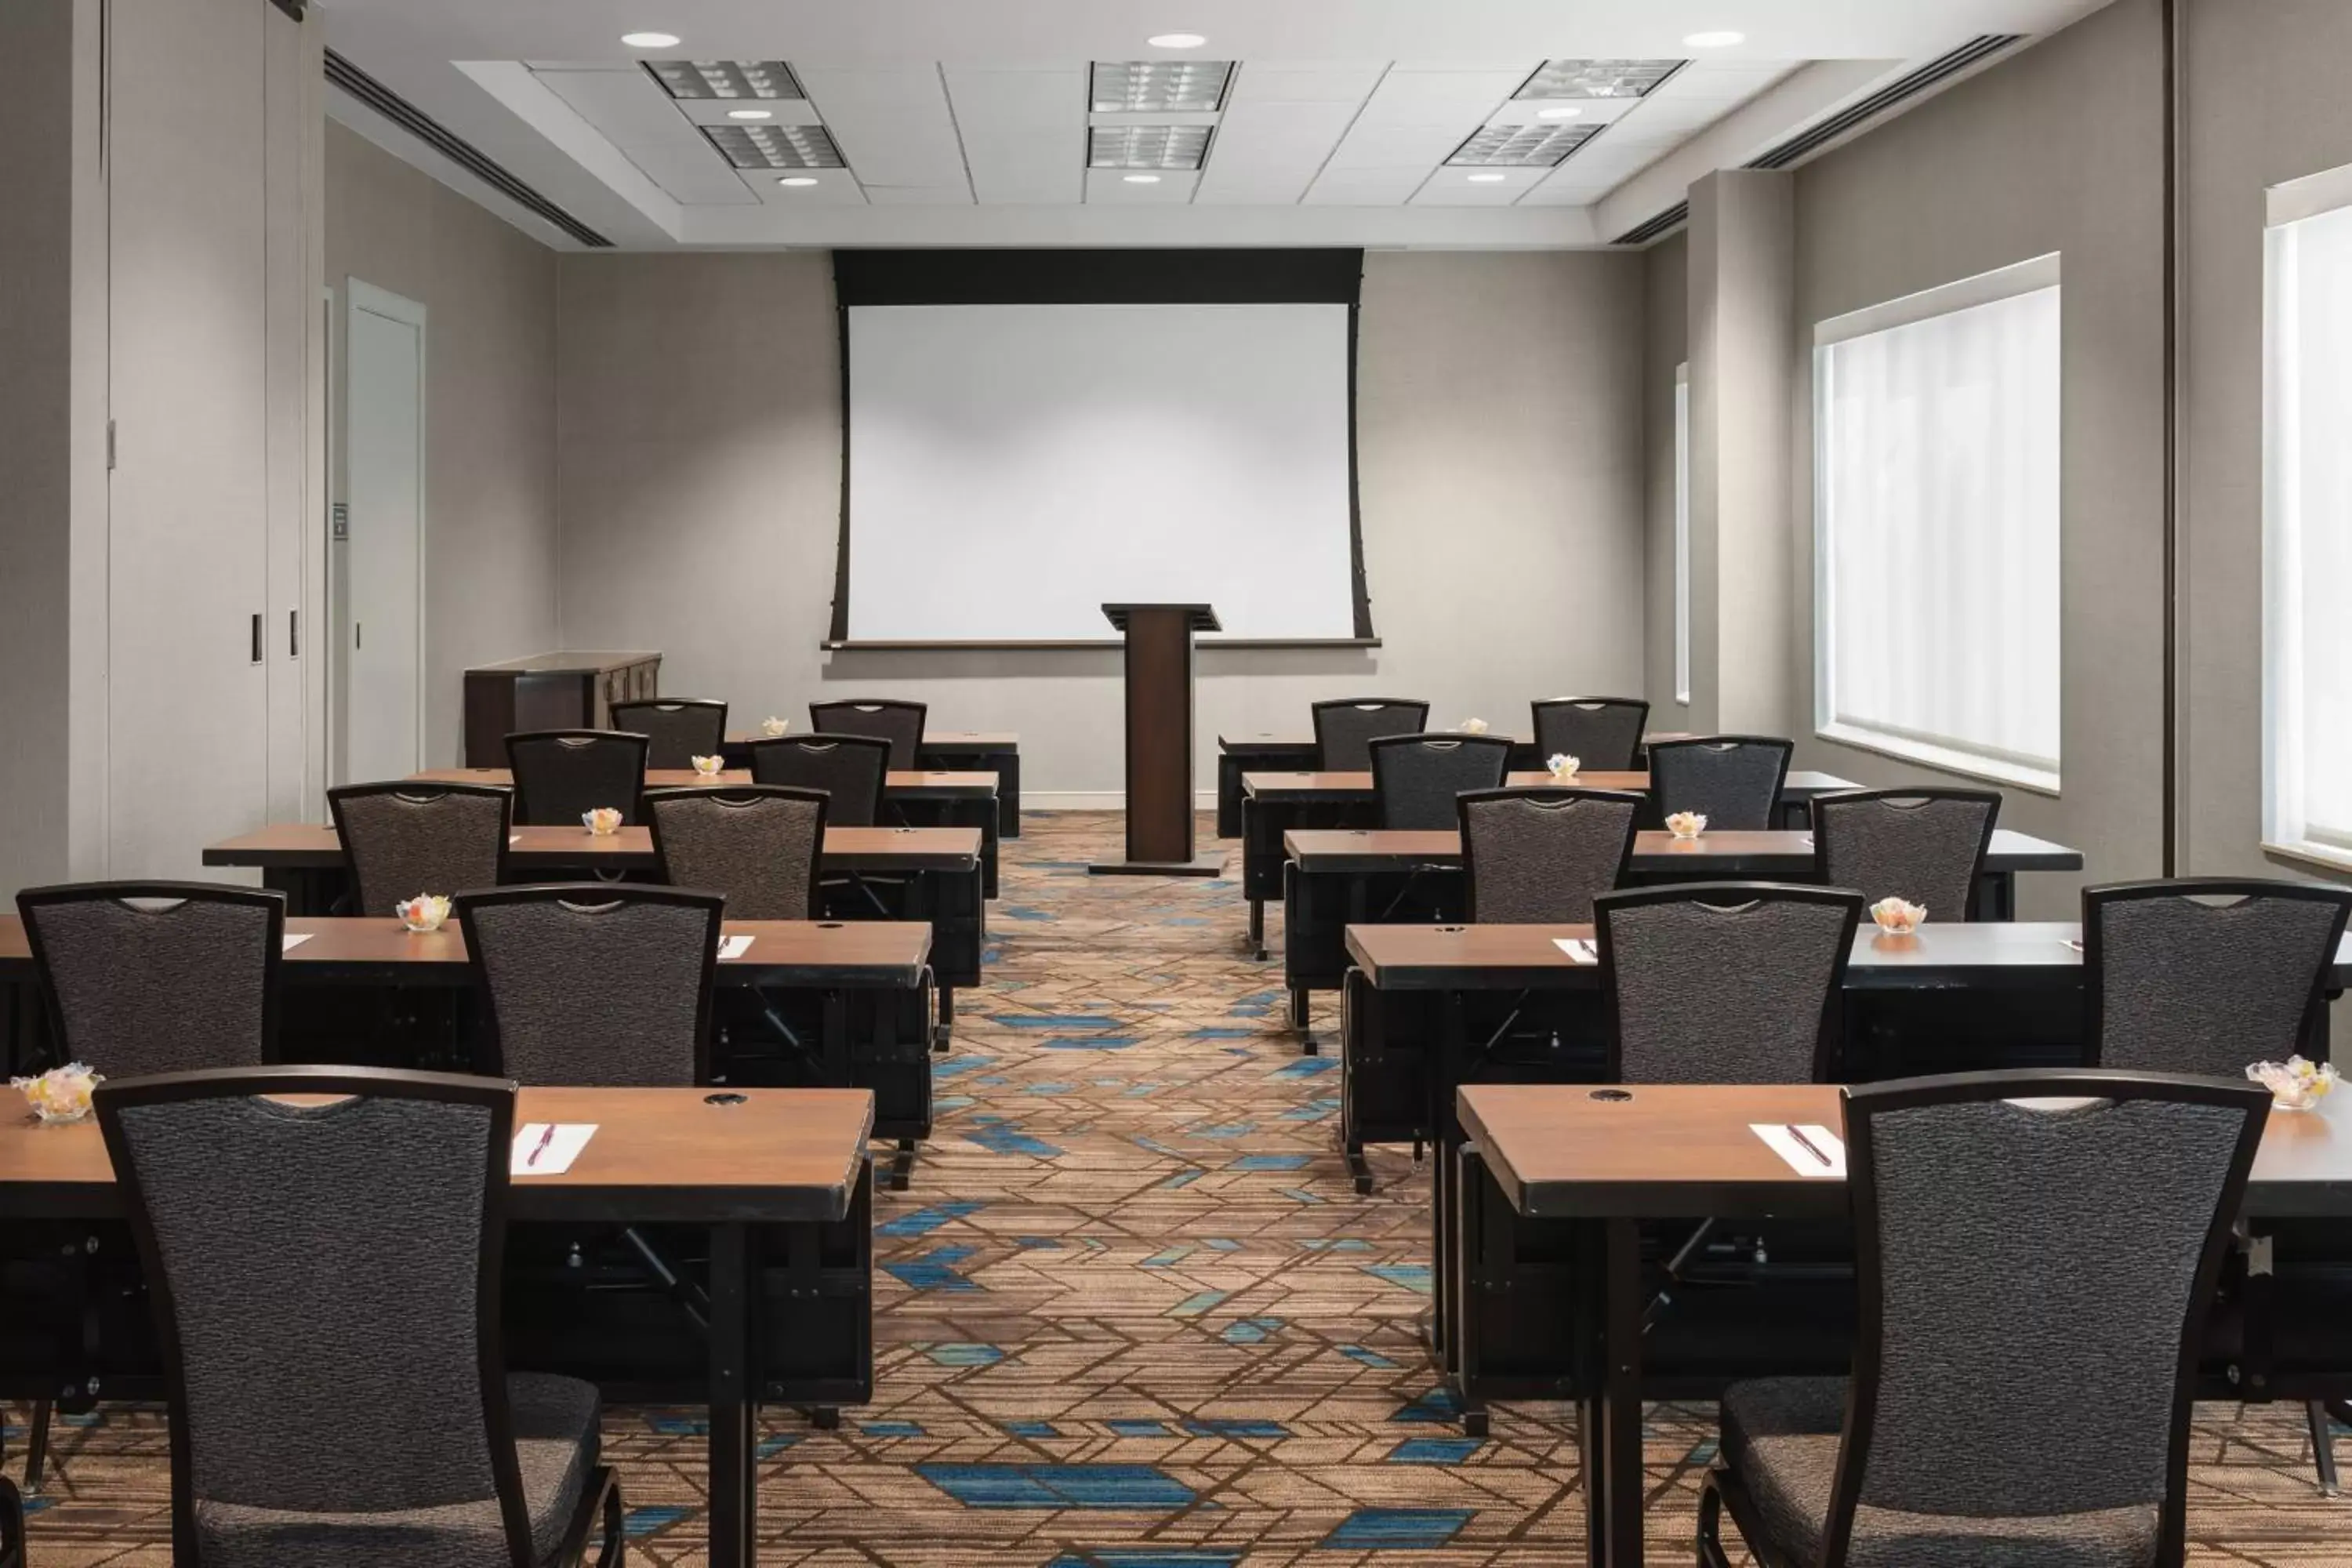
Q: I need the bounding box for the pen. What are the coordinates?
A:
[1787,1125,1833,1167]
[525,1123,557,1168]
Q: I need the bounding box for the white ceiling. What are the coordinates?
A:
[318,0,2114,250]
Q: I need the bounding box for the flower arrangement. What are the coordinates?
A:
[1665,811,1708,840]
[1870,897,1927,936]
[1548,753,1581,781]
[691,754,726,777]
[583,807,623,837]
[761,717,790,738]
[2248,1055,2339,1111]
[1457,717,1489,735]
[397,894,452,934]
[13,1063,101,1124]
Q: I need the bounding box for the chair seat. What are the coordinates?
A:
[1719,1377,2158,1568]
[196,1372,599,1567]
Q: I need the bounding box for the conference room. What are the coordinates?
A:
[6,0,2352,1563]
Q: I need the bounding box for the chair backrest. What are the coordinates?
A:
[810,700,927,770]
[1311,698,1431,771]
[503,729,648,827]
[328,782,514,918]
[608,699,728,770]
[1644,735,1794,831]
[95,1065,536,1568]
[749,734,891,827]
[1595,881,1860,1084]
[645,784,829,920]
[2085,878,2352,1076]
[15,882,284,1076]
[453,884,721,1086]
[1827,1069,2267,1567]
[1530,696,1650,772]
[1459,787,1642,924]
[1368,733,1512,830]
[1811,787,2001,920]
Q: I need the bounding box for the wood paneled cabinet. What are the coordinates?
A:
[463,652,662,766]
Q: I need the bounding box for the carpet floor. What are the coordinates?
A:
[13,811,2349,1564]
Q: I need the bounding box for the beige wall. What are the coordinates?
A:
[1780,0,2169,915]
[325,122,561,769]
[554,249,1650,799]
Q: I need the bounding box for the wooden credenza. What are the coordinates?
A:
[463,651,662,765]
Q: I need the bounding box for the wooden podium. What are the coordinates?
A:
[1091,603,1224,876]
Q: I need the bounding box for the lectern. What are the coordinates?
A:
[1091,603,1224,876]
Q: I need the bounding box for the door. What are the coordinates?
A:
[342,280,426,784]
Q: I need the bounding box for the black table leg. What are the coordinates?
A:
[1599,1217,1644,1567]
[1248,898,1266,961]
[707,1220,756,1568]
[937,986,955,1051]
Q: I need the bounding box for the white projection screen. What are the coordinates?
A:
[834,258,1367,645]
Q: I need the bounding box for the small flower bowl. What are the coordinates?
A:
[1458,717,1490,735]
[13,1063,102,1125]
[1870,897,1928,937]
[397,894,452,935]
[2249,1055,2339,1112]
[760,717,790,739]
[691,754,726,777]
[583,807,624,837]
[1548,753,1581,782]
[1665,811,1708,840]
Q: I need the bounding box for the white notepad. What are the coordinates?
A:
[1751,1123,1847,1178]
[717,934,755,961]
[281,934,311,952]
[512,1123,597,1175]
[1552,938,1599,965]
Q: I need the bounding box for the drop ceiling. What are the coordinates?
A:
[316,0,2116,250]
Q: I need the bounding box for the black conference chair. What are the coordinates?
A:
[610,698,728,770]
[95,1065,622,1566]
[1311,698,1430,771]
[1810,787,2001,921]
[1530,696,1650,772]
[1647,735,1795,832]
[1700,1068,2268,1568]
[644,785,829,923]
[505,730,649,827]
[328,781,514,917]
[750,734,891,827]
[811,699,927,771]
[1460,786,1642,924]
[1367,733,1511,831]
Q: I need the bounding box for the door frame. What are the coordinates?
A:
[340,276,428,775]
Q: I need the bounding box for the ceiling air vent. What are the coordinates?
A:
[1746,35,2024,169]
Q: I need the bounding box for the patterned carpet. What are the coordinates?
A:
[15,811,2352,1564]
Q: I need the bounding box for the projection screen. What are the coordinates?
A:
[829,251,1369,646]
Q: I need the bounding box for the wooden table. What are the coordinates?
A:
[1454,1080,2352,1567]
[202,825,986,1047]
[0,916,938,1184]
[410,767,1004,898]
[0,1083,874,1568]
[1237,771,1857,958]
[719,731,1024,837]
[1275,827,2084,1038]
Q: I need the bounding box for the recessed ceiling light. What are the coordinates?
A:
[728,108,773,121]
[1147,32,1207,49]
[620,31,681,49]
[1683,30,1744,47]
[777,176,819,187]
[1467,172,1508,183]
[1123,172,1163,183]
[1536,105,1583,121]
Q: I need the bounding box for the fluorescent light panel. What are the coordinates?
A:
[702,122,845,169]
[1088,124,1214,170]
[1447,122,1602,168]
[1515,59,1685,100]
[1090,60,1232,113]
[647,60,806,101]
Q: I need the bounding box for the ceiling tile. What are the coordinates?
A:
[945,66,1084,205]
[741,168,868,207]
[1192,99,1364,205]
[1084,168,1201,203]
[533,67,757,205]
[793,65,970,192]
[1412,165,1548,205]
[1224,63,1388,107]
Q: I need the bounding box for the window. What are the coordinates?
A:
[1674,364,1690,706]
[2265,172,2352,867]
[1813,254,2062,792]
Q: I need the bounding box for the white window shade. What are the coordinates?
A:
[1673,365,1690,706]
[1813,256,2063,792]
[2266,194,2352,865]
